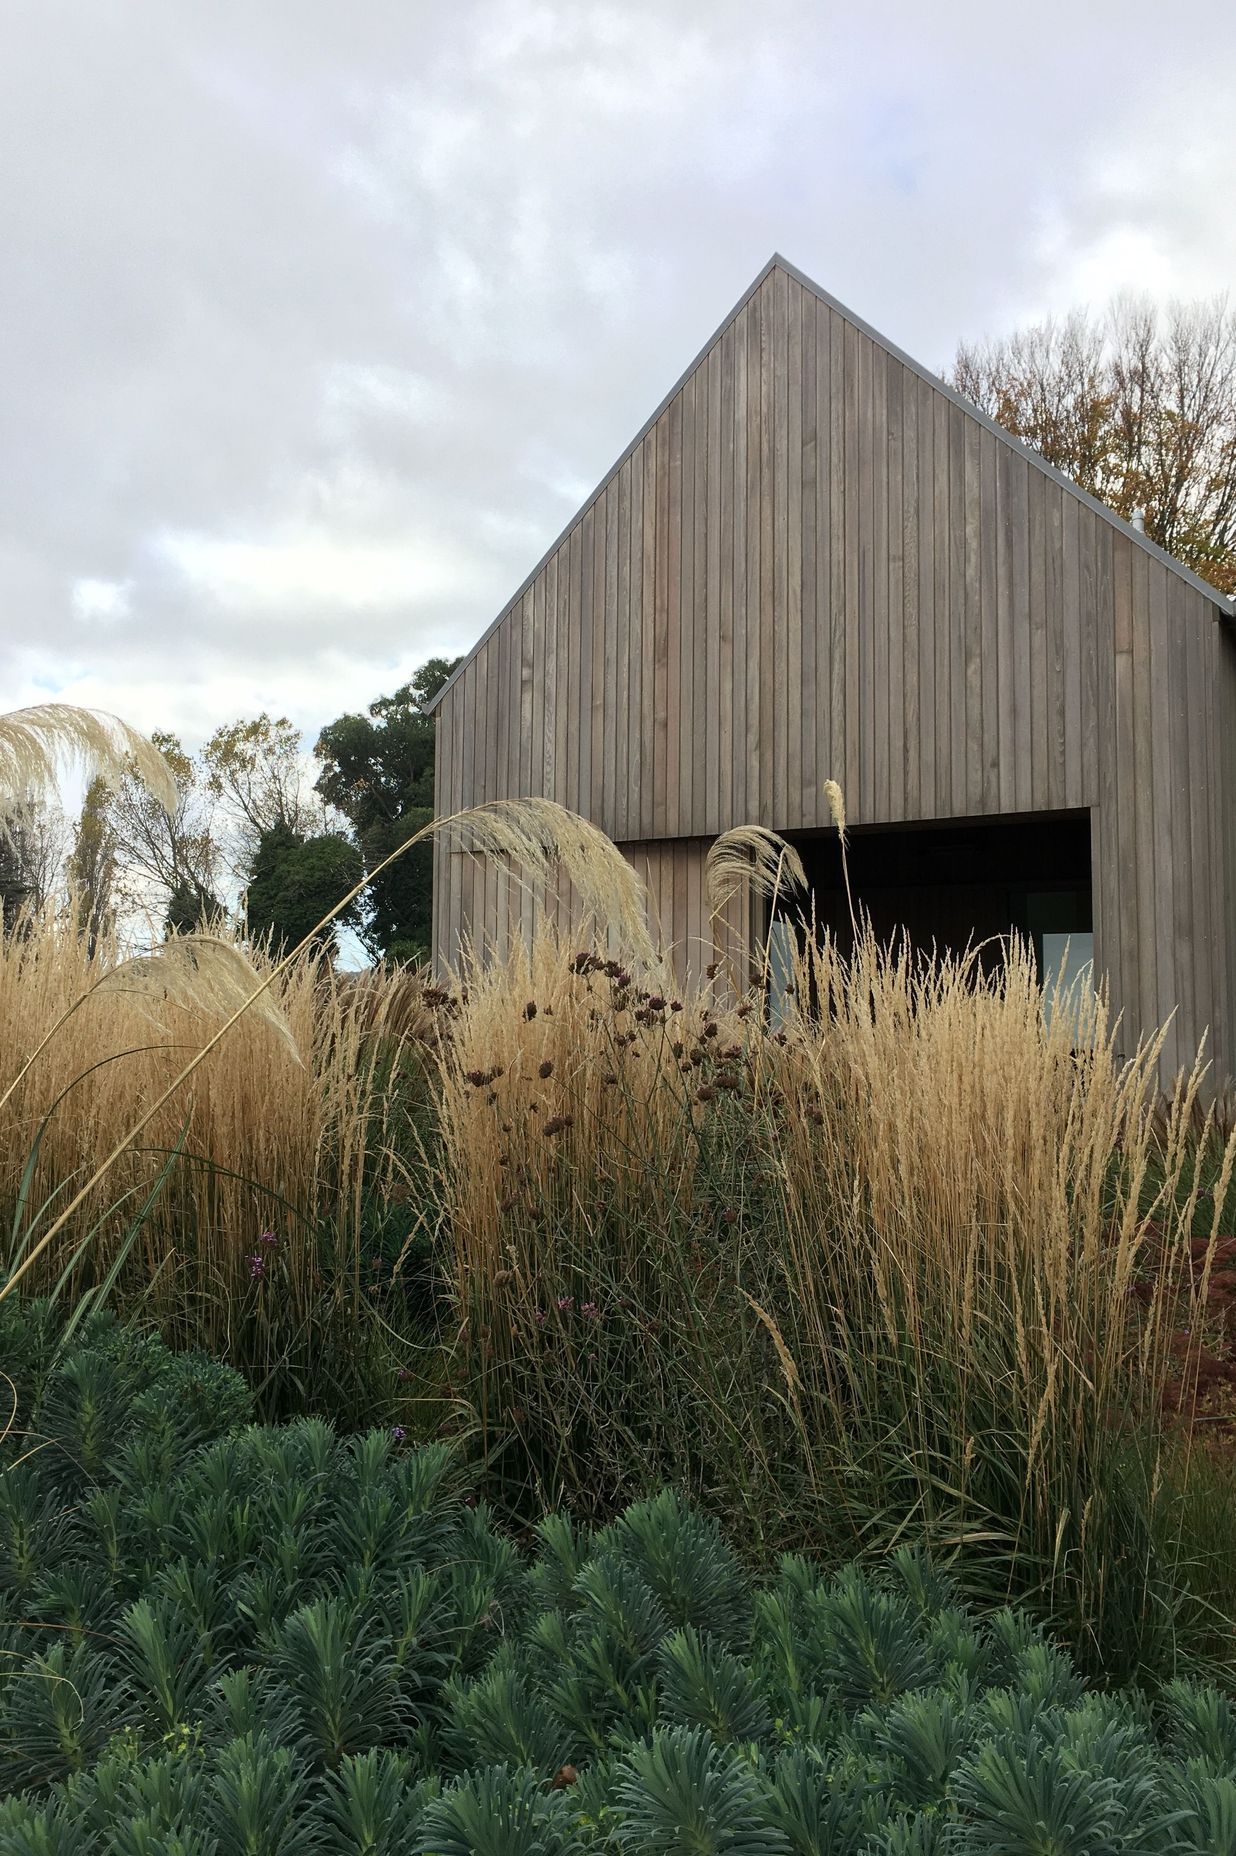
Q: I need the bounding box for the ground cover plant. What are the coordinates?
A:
[3,1302,1236,1855]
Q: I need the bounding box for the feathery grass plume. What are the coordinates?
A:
[823,779,856,930]
[823,780,846,842]
[90,934,302,1062]
[444,797,656,968]
[0,796,649,1317]
[0,904,441,1402]
[704,826,807,918]
[705,826,807,997]
[0,704,177,822]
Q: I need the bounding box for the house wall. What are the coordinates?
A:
[429,832,750,998]
[433,261,1235,1091]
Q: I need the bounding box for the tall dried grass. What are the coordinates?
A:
[440,921,1236,1680]
[0,908,443,1408]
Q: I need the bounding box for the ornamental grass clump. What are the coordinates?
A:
[0,910,446,1409]
[440,890,1236,1683]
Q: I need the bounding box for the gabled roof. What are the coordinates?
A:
[427,254,1233,714]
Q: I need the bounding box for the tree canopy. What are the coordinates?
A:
[314,655,460,964]
[243,825,365,958]
[952,294,1236,595]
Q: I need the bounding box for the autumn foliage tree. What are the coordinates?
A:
[952,295,1236,595]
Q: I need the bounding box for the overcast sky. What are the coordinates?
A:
[3,0,1233,751]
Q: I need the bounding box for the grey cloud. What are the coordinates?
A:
[2,0,1233,743]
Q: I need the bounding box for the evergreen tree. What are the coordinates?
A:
[243,825,365,959]
[314,657,460,965]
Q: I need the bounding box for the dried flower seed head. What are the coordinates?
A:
[524,1000,538,1019]
[538,1059,554,1079]
[697,1085,717,1103]
[543,1114,573,1136]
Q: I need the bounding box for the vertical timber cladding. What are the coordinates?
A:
[431,256,1236,1092]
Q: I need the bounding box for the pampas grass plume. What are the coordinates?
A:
[0,703,178,822]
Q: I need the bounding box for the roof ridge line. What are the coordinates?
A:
[428,254,1231,713]
[425,254,782,712]
[771,253,1234,619]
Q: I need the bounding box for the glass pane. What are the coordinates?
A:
[767,917,798,1027]
[1041,931,1095,1041]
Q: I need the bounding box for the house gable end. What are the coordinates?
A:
[428,255,1231,721]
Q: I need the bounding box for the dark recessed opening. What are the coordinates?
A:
[769,810,1093,981]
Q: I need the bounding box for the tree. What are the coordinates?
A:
[105,731,225,935]
[202,713,323,879]
[313,657,461,964]
[952,295,1236,595]
[0,794,66,932]
[243,825,365,960]
[68,775,117,956]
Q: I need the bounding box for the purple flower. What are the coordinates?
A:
[557,1296,575,1313]
[534,1308,548,1326]
[396,1366,414,1382]
[581,1302,600,1320]
[247,1253,266,1280]
[390,1425,406,1443]
[258,1229,279,1246]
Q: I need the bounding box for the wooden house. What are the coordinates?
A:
[428,255,1236,1090]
